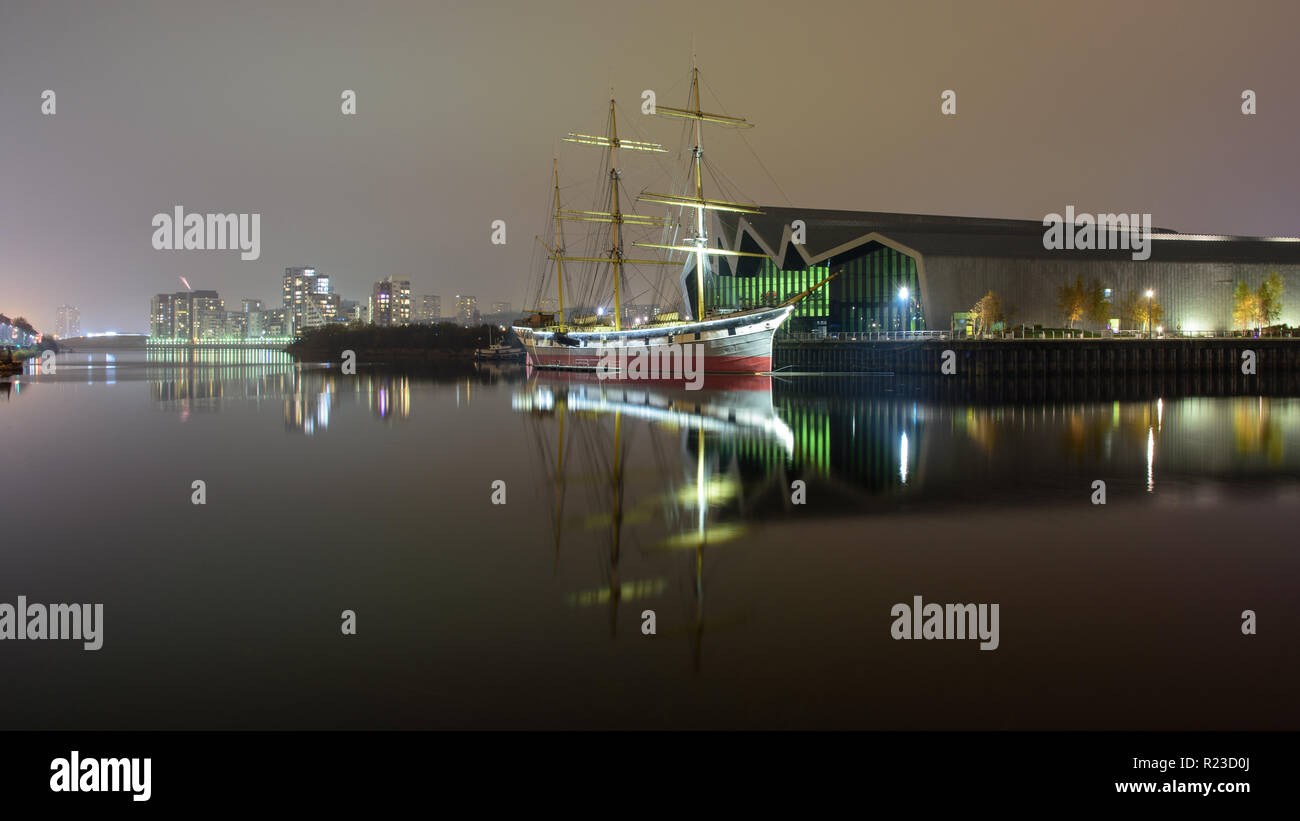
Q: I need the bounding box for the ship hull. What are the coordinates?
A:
[513,305,793,374]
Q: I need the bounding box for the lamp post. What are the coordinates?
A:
[1145,289,1154,339]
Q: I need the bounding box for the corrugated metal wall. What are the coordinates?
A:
[921,256,1300,331]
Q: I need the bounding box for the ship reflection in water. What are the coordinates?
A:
[514,373,796,670]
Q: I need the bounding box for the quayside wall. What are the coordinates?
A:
[773,338,1300,377]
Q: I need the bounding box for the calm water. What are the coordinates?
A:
[1,348,1297,729]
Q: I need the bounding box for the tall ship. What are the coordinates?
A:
[514,64,835,374]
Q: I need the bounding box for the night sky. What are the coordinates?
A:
[3,0,1299,332]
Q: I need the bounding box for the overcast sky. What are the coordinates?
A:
[3,0,1300,332]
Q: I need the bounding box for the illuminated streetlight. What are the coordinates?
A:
[1145,289,1155,338]
[897,286,914,333]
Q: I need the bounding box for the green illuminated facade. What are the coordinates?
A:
[832,246,922,332]
[709,260,834,333]
[709,247,924,333]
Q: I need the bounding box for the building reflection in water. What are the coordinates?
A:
[516,372,1300,670]
[139,347,413,433]
[147,347,299,415]
[768,381,1300,507]
[368,375,411,422]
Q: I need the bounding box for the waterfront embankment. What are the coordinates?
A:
[774,337,1300,377]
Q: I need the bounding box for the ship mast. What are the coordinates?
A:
[609,105,624,331]
[634,63,768,320]
[533,158,571,330]
[552,157,566,329]
[556,98,674,330]
[690,70,706,323]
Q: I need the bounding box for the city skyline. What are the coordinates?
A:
[27,271,497,336]
[143,269,491,342]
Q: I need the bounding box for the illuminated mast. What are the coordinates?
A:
[552,159,566,329]
[558,98,672,331]
[533,158,570,330]
[635,62,767,320]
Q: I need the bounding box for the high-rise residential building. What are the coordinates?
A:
[538,298,559,313]
[491,301,512,315]
[282,267,339,333]
[240,306,287,339]
[371,276,412,326]
[262,308,288,337]
[54,305,81,338]
[190,291,224,340]
[246,309,264,338]
[171,292,191,338]
[455,295,479,325]
[150,290,222,341]
[417,294,441,323]
[241,298,263,314]
[150,294,174,338]
[224,311,248,339]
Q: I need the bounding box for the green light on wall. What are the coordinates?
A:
[708,262,831,319]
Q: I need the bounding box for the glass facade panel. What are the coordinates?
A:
[829,246,923,332]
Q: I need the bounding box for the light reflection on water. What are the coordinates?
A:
[6,348,1300,507]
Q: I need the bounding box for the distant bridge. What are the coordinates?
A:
[56,334,147,350]
[146,336,294,348]
[58,335,293,351]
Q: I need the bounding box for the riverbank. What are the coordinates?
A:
[289,345,478,362]
[286,322,493,362]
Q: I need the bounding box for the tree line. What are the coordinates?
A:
[1051,278,1166,332]
[288,321,494,355]
[1231,273,1284,332]
[4,316,37,335]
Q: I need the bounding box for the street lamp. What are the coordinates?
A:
[1145,289,1154,338]
[897,286,911,334]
